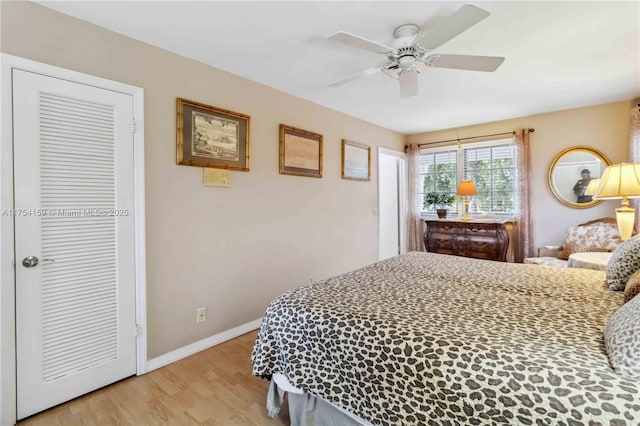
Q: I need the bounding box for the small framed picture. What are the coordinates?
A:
[176,98,250,171]
[279,124,323,178]
[342,139,371,181]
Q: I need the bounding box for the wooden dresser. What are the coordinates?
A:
[424,219,511,262]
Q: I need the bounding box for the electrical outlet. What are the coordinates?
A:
[196,307,207,323]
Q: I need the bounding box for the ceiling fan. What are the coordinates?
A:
[327,4,504,98]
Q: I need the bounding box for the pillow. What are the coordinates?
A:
[604,295,640,380]
[624,269,640,303]
[605,237,640,291]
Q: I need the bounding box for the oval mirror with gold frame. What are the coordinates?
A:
[548,146,611,208]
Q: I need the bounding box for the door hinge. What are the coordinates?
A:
[132,120,137,134]
[135,324,144,338]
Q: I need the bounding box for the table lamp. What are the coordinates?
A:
[584,178,601,197]
[456,180,477,221]
[593,163,640,240]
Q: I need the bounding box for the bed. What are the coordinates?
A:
[251,252,640,425]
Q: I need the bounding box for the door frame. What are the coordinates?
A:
[1,53,148,425]
[377,147,407,258]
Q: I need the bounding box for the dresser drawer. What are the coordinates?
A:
[424,219,510,262]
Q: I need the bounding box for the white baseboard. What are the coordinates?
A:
[146,317,263,372]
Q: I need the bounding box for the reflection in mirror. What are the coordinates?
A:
[548,147,611,209]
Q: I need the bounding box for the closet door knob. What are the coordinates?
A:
[22,256,39,268]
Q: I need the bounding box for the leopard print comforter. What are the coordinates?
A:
[251,252,639,425]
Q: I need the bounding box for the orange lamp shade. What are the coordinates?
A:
[456,180,478,196]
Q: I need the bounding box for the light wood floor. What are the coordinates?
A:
[18,331,290,426]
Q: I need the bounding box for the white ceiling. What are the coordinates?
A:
[37,1,640,134]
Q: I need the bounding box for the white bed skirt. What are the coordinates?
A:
[270,373,375,426]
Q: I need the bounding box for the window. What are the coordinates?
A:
[419,139,516,216]
[419,149,458,214]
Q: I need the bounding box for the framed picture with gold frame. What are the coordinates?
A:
[176,98,250,171]
[279,124,323,178]
[342,139,371,181]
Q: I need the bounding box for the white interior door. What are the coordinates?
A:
[378,149,407,260]
[13,69,137,419]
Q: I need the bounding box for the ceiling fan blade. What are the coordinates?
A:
[328,66,382,87]
[425,54,505,72]
[328,31,392,54]
[399,71,419,98]
[416,5,490,50]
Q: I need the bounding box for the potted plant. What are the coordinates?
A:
[424,192,457,219]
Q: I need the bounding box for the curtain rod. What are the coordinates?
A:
[408,128,535,149]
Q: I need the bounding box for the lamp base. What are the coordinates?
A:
[616,206,635,241]
[461,196,472,221]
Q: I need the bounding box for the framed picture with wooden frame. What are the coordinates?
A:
[176,98,250,171]
[342,139,371,181]
[279,124,323,178]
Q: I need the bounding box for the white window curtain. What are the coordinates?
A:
[406,144,424,251]
[631,103,640,231]
[514,129,534,262]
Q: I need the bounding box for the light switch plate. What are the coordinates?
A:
[203,168,230,187]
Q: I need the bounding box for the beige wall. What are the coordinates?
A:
[1,2,405,358]
[407,101,633,249]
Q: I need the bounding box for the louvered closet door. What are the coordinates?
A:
[13,70,136,419]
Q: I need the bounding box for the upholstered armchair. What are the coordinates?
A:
[524,218,622,267]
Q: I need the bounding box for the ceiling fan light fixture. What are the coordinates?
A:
[398,56,415,70]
